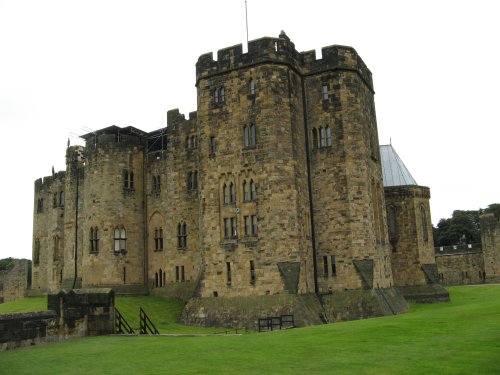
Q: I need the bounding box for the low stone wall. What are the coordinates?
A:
[435,252,485,285]
[396,284,450,303]
[0,259,30,303]
[180,288,409,329]
[321,288,409,322]
[150,281,197,303]
[0,289,114,351]
[0,311,58,351]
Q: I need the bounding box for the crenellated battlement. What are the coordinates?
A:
[196,31,373,91]
[166,108,197,132]
[34,171,66,192]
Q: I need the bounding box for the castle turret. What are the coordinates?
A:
[77,127,146,289]
[480,213,500,282]
[304,44,392,293]
[32,169,66,292]
[381,144,449,302]
[195,33,314,298]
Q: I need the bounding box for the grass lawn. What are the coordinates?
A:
[0,297,47,314]
[0,285,499,374]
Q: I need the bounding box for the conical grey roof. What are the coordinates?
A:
[380,144,417,187]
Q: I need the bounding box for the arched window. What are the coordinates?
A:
[326,126,332,147]
[34,238,40,265]
[53,235,59,261]
[250,180,257,201]
[312,128,318,150]
[387,206,398,249]
[210,136,216,154]
[223,183,230,204]
[230,182,236,203]
[249,79,255,95]
[243,180,250,202]
[37,198,44,213]
[244,124,256,147]
[244,126,249,147]
[114,226,126,253]
[124,170,134,189]
[159,268,163,287]
[420,205,428,242]
[319,127,326,147]
[90,227,99,253]
[187,171,197,190]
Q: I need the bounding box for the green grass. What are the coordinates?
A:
[115,296,226,334]
[0,297,47,314]
[1,285,499,374]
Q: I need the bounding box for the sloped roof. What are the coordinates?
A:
[380,144,417,187]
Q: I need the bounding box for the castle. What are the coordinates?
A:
[32,32,451,327]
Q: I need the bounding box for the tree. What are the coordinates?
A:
[483,203,500,220]
[0,257,16,271]
[433,210,481,246]
[433,203,500,246]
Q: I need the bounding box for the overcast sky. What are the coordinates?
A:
[1,0,498,260]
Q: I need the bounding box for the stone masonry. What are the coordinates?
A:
[32,32,450,326]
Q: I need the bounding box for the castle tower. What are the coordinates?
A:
[60,145,85,288]
[303,44,393,293]
[480,213,500,282]
[32,172,66,292]
[195,33,314,297]
[381,144,448,301]
[77,127,147,289]
[146,110,202,293]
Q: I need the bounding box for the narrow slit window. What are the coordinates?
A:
[250,260,256,284]
[331,255,336,276]
[226,262,232,286]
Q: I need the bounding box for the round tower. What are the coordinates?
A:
[77,126,146,289]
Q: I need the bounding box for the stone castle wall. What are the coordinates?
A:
[32,172,66,292]
[0,260,30,302]
[435,246,485,285]
[30,32,453,326]
[385,186,435,287]
[0,289,114,351]
[480,213,500,282]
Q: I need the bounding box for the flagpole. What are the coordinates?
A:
[245,0,249,45]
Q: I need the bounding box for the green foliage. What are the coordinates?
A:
[0,257,16,272]
[482,203,500,220]
[434,210,481,246]
[1,285,499,374]
[433,203,500,246]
